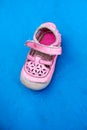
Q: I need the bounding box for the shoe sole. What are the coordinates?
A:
[20,74,50,90]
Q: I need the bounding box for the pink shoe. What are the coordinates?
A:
[20,22,62,90]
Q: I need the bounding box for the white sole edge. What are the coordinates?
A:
[20,74,50,90]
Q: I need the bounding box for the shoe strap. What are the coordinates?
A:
[26,41,62,55]
[27,55,52,66]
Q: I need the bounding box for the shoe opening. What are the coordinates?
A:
[35,28,56,46]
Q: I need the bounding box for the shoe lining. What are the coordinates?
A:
[36,28,56,45]
[30,28,56,64]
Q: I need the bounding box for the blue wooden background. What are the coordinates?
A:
[0,0,87,129]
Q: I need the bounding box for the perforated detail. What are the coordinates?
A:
[24,59,49,78]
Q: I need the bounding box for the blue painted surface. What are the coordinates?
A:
[0,0,87,130]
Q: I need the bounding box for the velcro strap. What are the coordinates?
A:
[26,41,62,55]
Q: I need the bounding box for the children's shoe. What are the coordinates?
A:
[20,22,62,90]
